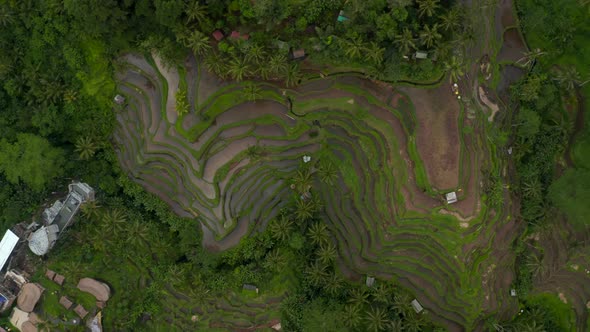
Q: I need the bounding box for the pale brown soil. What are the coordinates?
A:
[400,84,461,190]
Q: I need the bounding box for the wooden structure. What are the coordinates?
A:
[74,304,88,319]
[59,296,73,309]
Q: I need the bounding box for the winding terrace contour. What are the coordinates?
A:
[113,53,514,330]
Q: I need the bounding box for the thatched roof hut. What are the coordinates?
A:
[17,283,43,313]
[77,278,110,302]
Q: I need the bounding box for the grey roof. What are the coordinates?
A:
[411,299,424,313]
[366,276,375,287]
[43,200,63,224]
[28,225,59,256]
[415,51,428,59]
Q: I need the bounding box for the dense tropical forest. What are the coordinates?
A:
[0,0,588,331]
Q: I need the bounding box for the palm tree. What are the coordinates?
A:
[365,42,385,65]
[241,82,262,102]
[101,208,127,235]
[526,253,546,277]
[62,260,83,281]
[403,313,426,332]
[444,56,465,83]
[417,0,440,18]
[204,51,226,77]
[394,28,416,55]
[371,283,391,305]
[75,136,97,160]
[269,54,288,78]
[285,63,302,87]
[317,242,337,264]
[186,30,211,56]
[324,272,343,296]
[81,200,101,221]
[295,198,316,221]
[420,24,442,49]
[439,7,462,32]
[348,288,370,307]
[391,293,412,317]
[318,161,338,185]
[343,304,363,328]
[269,216,293,242]
[364,306,389,332]
[227,57,251,82]
[0,6,14,26]
[305,261,328,286]
[185,2,207,25]
[518,320,546,332]
[516,48,547,67]
[387,319,404,332]
[307,222,329,245]
[257,65,273,80]
[292,169,313,194]
[343,36,365,60]
[263,248,285,272]
[521,178,542,200]
[245,44,266,65]
[165,264,186,287]
[553,66,590,91]
[125,220,150,249]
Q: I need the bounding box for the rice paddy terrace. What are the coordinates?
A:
[113,52,518,330]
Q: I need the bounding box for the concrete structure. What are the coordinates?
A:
[411,299,424,313]
[445,191,458,204]
[415,51,428,59]
[0,230,19,272]
[366,276,375,287]
[243,284,259,294]
[29,182,95,256]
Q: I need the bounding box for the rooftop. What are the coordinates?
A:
[0,230,19,272]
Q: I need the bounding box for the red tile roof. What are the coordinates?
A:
[212,30,224,41]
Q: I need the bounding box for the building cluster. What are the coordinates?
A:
[0,182,97,331]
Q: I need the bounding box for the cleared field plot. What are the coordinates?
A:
[114,53,509,330]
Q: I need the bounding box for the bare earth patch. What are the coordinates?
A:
[400,83,461,190]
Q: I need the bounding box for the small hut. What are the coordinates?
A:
[411,299,424,313]
[243,284,259,294]
[445,192,458,204]
[414,51,428,60]
[59,296,73,310]
[44,269,56,281]
[74,304,89,319]
[291,49,306,60]
[53,274,65,286]
[212,30,224,41]
[366,276,375,287]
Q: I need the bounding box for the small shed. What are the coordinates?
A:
[45,269,56,281]
[510,289,517,297]
[59,296,73,310]
[291,49,306,60]
[337,10,348,22]
[74,304,89,319]
[53,274,65,286]
[366,276,375,287]
[445,192,458,204]
[114,94,125,105]
[415,51,428,60]
[411,299,424,313]
[212,30,224,41]
[243,284,259,294]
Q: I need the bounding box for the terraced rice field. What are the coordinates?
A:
[114,52,517,330]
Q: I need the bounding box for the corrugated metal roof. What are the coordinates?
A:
[0,230,19,272]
